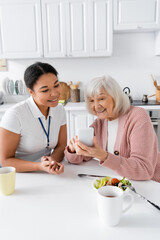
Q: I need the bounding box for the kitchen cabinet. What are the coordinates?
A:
[64,102,96,141]
[0,0,159,59]
[66,109,95,141]
[89,0,113,56]
[65,0,90,57]
[41,0,67,58]
[0,0,113,59]
[114,0,160,31]
[0,0,43,59]
[42,0,90,57]
[42,0,113,58]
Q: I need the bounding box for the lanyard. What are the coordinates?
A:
[38,116,51,149]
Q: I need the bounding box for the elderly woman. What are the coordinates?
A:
[65,75,160,182]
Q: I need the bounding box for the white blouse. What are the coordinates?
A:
[107,118,118,154]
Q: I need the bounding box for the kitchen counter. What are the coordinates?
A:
[65,100,160,110]
[1,100,160,112]
[0,159,160,240]
[64,102,87,110]
[132,100,160,109]
[132,100,160,106]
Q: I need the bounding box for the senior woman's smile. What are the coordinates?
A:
[88,90,116,120]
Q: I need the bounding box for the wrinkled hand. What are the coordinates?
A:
[40,156,64,174]
[74,136,108,161]
[67,136,78,153]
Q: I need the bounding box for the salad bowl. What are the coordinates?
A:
[93,176,131,192]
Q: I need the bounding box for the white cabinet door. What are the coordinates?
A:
[41,0,67,57]
[42,0,90,58]
[155,31,160,55]
[114,0,160,31]
[44,0,112,58]
[89,0,113,56]
[67,110,95,141]
[0,0,43,58]
[66,0,90,57]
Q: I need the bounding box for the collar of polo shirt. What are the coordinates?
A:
[26,96,53,119]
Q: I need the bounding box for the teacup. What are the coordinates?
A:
[0,167,16,195]
[97,186,134,227]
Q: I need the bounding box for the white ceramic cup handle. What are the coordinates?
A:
[122,193,134,213]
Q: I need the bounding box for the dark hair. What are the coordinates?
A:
[24,62,58,90]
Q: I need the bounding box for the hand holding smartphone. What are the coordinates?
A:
[76,128,94,147]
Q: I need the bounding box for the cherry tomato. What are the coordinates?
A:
[111,178,120,186]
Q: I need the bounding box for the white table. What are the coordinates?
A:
[0,159,160,240]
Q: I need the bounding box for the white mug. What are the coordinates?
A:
[97,186,134,227]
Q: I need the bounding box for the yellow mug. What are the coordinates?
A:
[0,167,16,195]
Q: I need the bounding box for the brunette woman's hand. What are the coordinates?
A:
[40,156,64,174]
[49,160,64,174]
[40,156,50,173]
[74,136,108,162]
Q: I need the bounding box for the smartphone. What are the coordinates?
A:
[76,128,94,147]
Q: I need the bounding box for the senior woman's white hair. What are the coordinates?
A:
[84,75,130,116]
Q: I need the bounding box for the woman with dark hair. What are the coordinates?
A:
[0,62,66,174]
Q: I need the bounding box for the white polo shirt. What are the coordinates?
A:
[0,97,66,162]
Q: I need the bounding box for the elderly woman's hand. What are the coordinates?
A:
[40,156,64,174]
[67,136,78,153]
[74,136,108,161]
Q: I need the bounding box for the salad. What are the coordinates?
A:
[93,176,131,191]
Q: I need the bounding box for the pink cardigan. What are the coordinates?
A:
[64,106,160,182]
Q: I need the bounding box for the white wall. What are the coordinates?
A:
[0,32,160,102]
